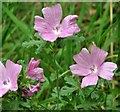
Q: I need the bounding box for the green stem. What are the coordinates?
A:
[53,42,59,109]
[56,67,59,109]
[39,103,49,110]
[59,70,70,78]
[86,83,98,99]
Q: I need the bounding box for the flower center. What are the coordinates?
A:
[3,80,11,89]
[90,65,98,74]
[53,27,61,35]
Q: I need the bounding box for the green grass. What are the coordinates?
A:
[1,2,120,110]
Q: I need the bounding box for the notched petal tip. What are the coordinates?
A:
[71,15,78,19]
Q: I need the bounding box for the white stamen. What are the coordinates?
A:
[3,80,11,89]
[53,29,61,35]
[90,65,98,75]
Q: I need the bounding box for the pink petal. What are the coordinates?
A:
[98,62,117,80]
[26,67,45,81]
[40,32,58,42]
[0,61,7,81]
[42,4,62,28]
[0,87,9,97]
[34,16,58,42]
[29,83,41,93]
[81,75,98,88]
[28,58,40,71]
[73,48,92,68]
[34,16,52,33]
[70,64,91,76]
[22,89,34,97]
[91,45,108,67]
[59,15,80,37]
[5,60,22,91]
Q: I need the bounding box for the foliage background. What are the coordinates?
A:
[1,2,120,110]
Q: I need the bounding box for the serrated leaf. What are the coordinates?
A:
[51,87,61,98]
[76,100,99,109]
[22,39,46,54]
[64,76,78,87]
[66,34,85,42]
[20,102,31,108]
[60,86,77,96]
[22,40,41,48]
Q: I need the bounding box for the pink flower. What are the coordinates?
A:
[26,58,45,82]
[34,4,80,42]
[0,60,22,97]
[22,83,41,97]
[70,45,117,88]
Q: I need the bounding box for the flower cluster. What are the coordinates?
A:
[1,4,118,98]
[34,4,117,88]
[22,58,45,97]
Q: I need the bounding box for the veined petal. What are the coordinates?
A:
[6,60,22,91]
[26,67,45,81]
[0,61,7,81]
[98,62,117,80]
[91,45,108,67]
[73,48,92,68]
[70,64,91,76]
[40,32,58,42]
[42,4,62,28]
[59,15,80,37]
[28,58,40,71]
[34,16,53,33]
[81,75,98,88]
[29,83,41,93]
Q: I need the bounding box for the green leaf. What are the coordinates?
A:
[64,76,78,87]
[76,100,99,109]
[60,86,77,96]
[66,35,86,42]
[22,40,41,48]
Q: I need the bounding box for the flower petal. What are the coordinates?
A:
[26,67,45,81]
[0,87,9,97]
[22,83,41,97]
[98,62,117,80]
[70,64,91,76]
[73,48,92,68]
[34,16,52,33]
[5,60,22,91]
[22,88,34,97]
[0,61,7,81]
[81,75,98,88]
[29,83,41,93]
[59,15,80,37]
[42,4,62,28]
[34,16,58,42]
[91,45,108,67]
[40,32,58,42]
[28,58,40,71]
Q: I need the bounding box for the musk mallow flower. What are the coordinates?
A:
[0,60,22,97]
[34,4,80,42]
[22,83,41,97]
[26,58,45,82]
[70,45,117,88]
